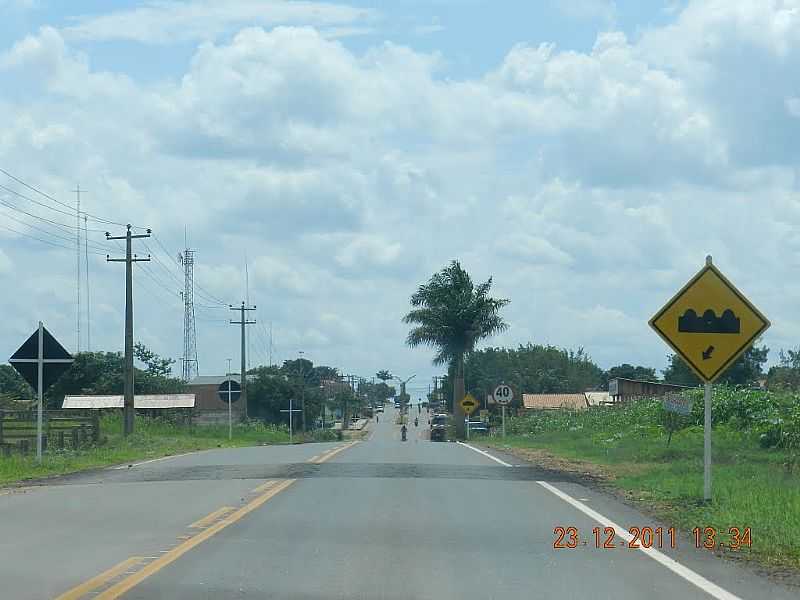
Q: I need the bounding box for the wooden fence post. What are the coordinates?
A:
[92,412,100,443]
[71,428,78,448]
[59,430,65,449]
[0,412,4,447]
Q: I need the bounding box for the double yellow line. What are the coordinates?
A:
[55,440,359,600]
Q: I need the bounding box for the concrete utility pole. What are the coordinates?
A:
[106,224,151,436]
[230,302,256,419]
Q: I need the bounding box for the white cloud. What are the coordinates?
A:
[2,1,800,379]
[62,0,375,44]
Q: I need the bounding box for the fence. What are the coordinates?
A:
[0,410,100,456]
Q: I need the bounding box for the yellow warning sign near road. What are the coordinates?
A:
[459,393,479,415]
[649,258,770,383]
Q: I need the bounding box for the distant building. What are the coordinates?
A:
[186,374,249,423]
[608,378,692,403]
[522,394,588,410]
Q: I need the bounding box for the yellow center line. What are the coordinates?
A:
[189,506,235,529]
[94,479,296,600]
[54,557,145,600]
[251,480,278,494]
[63,440,361,599]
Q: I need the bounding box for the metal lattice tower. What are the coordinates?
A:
[178,249,198,381]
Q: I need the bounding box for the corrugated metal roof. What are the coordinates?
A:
[187,374,259,386]
[62,394,196,409]
[522,394,587,410]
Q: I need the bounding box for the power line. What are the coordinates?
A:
[0,206,111,250]
[0,192,113,241]
[0,222,106,254]
[0,167,147,229]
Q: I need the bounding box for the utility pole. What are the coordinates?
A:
[74,184,84,351]
[230,302,256,419]
[106,224,151,436]
[226,358,233,440]
[84,215,91,352]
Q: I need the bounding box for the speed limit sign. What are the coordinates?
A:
[493,384,513,405]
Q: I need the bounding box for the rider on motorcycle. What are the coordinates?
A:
[414,417,419,427]
[401,424,407,441]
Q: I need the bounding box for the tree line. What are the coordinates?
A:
[0,345,396,432]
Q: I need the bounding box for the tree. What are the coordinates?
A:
[662,344,768,387]
[404,260,509,437]
[601,364,658,387]
[0,364,34,403]
[768,347,800,389]
[375,370,393,382]
[133,343,176,378]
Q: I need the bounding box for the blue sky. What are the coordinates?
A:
[1,0,798,388]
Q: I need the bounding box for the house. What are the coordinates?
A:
[522,393,588,410]
[608,378,692,403]
[186,374,250,423]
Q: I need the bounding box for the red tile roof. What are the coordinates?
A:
[522,393,588,410]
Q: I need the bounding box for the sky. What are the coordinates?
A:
[1,0,799,396]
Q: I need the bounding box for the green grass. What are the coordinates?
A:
[0,414,290,486]
[488,417,800,569]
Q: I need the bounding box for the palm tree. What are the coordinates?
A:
[403,261,509,437]
[375,370,393,382]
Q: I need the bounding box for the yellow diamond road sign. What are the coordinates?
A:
[649,260,770,383]
[460,393,479,415]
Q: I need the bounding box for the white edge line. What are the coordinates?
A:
[457,441,512,467]
[458,442,742,600]
[110,451,198,470]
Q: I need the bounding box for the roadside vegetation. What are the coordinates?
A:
[0,413,290,486]
[483,386,800,569]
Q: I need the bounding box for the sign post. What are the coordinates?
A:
[493,384,513,439]
[649,256,770,502]
[281,398,302,443]
[9,323,74,462]
[460,393,479,439]
[217,370,241,442]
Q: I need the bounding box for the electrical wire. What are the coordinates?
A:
[0,222,108,254]
[0,167,147,229]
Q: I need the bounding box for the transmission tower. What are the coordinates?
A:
[178,248,198,381]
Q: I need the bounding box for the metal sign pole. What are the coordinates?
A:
[704,382,712,502]
[289,397,293,444]
[228,379,232,441]
[502,405,506,439]
[36,321,44,462]
[466,415,470,440]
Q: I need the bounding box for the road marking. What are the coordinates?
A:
[54,557,144,600]
[309,441,359,464]
[110,451,199,470]
[536,481,742,600]
[94,479,296,600]
[457,442,743,600]
[189,506,236,529]
[457,442,513,466]
[251,480,279,494]
[70,439,361,599]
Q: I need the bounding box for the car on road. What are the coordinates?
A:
[430,414,448,442]
[376,405,384,413]
[467,421,489,436]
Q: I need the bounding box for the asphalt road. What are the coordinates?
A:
[0,405,795,599]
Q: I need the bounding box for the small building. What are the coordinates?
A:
[608,378,692,403]
[584,391,612,407]
[522,393,588,411]
[186,375,248,423]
